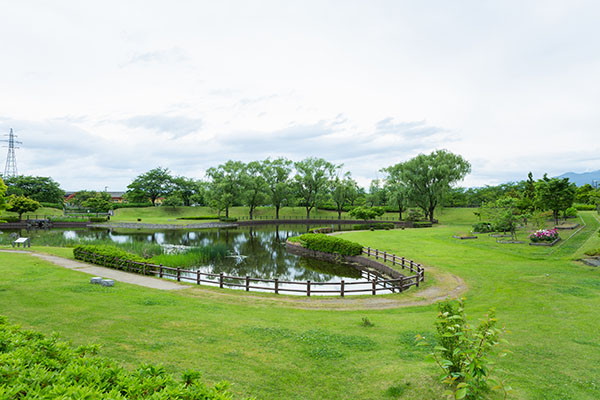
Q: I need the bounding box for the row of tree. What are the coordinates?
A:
[123,150,472,222]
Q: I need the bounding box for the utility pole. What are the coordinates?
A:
[2,129,22,178]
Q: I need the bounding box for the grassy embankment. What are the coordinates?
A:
[0,209,599,399]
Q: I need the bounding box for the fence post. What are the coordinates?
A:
[372,279,376,295]
[383,252,387,263]
[401,257,405,269]
[392,254,396,266]
[307,280,311,297]
[159,264,163,278]
[143,262,147,275]
[245,276,250,291]
[197,270,201,285]
[409,260,414,272]
[340,280,345,297]
[177,267,181,282]
[219,273,224,288]
[275,278,279,294]
[375,249,379,259]
[367,246,370,256]
[415,273,419,288]
[399,276,404,292]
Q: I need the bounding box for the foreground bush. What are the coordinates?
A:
[0,316,242,399]
[74,244,146,264]
[416,299,510,400]
[290,233,363,256]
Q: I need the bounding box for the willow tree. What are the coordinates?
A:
[293,157,338,219]
[398,150,471,223]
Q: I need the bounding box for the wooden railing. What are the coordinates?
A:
[73,247,425,297]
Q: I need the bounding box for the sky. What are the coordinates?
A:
[0,0,599,191]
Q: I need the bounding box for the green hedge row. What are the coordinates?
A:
[177,215,220,220]
[74,244,146,264]
[219,217,238,222]
[575,204,597,211]
[0,316,240,399]
[89,216,109,222]
[352,223,394,231]
[291,233,363,256]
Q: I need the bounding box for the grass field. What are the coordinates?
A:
[1,209,599,399]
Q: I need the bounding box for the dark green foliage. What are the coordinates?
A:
[39,202,64,209]
[127,167,174,206]
[404,208,424,222]
[74,244,146,264]
[0,215,21,223]
[292,233,363,256]
[564,206,578,217]
[349,205,385,221]
[177,215,220,220]
[412,222,433,228]
[352,223,394,231]
[361,317,374,327]
[472,222,493,233]
[89,216,109,222]
[4,175,65,204]
[535,175,576,225]
[0,316,238,399]
[575,204,597,211]
[112,202,153,209]
[6,195,41,219]
[219,216,238,222]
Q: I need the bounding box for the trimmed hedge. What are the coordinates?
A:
[177,215,220,220]
[413,221,433,228]
[74,244,146,264]
[291,233,363,256]
[219,217,238,222]
[575,204,597,211]
[89,216,109,222]
[0,316,238,399]
[352,223,394,231]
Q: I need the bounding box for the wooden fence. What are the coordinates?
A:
[73,247,424,297]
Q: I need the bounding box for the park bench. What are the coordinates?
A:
[12,237,30,248]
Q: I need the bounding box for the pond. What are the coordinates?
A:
[3,225,394,295]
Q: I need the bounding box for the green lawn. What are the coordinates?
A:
[1,210,599,399]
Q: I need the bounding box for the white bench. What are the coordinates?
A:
[12,237,30,248]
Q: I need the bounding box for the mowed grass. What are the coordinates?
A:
[0,209,599,399]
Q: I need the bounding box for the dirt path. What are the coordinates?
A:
[1,250,467,310]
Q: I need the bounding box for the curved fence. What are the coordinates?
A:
[73,247,424,297]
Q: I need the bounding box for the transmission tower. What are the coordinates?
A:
[3,129,22,178]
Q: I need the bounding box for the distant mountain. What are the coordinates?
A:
[556,170,600,187]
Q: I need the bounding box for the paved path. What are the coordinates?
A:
[1,250,188,291]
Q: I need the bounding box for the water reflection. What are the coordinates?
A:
[23,225,376,284]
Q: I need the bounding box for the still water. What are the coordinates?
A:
[12,225,391,294]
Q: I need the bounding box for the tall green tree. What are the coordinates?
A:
[367,179,387,206]
[171,176,200,207]
[70,190,111,206]
[0,178,7,218]
[243,161,268,220]
[206,161,245,218]
[399,150,471,223]
[381,163,408,219]
[7,195,40,220]
[81,195,112,213]
[293,157,338,219]
[262,158,293,219]
[535,175,576,224]
[4,175,64,204]
[330,172,357,219]
[126,167,174,206]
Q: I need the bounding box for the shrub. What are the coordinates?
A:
[352,223,394,231]
[112,202,153,210]
[405,208,424,222]
[49,216,88,222]
[292,233,363,256]
[575,204,596,211]
[584,249,600,256]
[564,207,578,217]
[529,229,559,243]
[89,216,108,222]
[176,215,220,220]
[416,299,510,400]
[472,222,493,233]
[0,216,21,223]
[0,316,238,399]
[74,244,146,264]
[413,221,433,228]
[219,216,238,222]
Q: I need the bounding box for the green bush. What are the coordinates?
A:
[112,202,153,210]
[564,207,578,217]
[412,221,433,228]
[472,222,493,233]
[0,316,238,399]
[292,233,363,256]
[74,244,146,264]
[405,209,424,222]
[575,204,596,211]
[219,216,238,222]
[177,215,220,220]
[89,216,108,222]
[49,216,89,222]
[352,223,394,231]
[39,201,64,209]
[0,216,21,223]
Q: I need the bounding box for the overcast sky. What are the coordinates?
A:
[1,1,599,191]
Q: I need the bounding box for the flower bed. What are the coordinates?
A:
[529,229,561,246]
